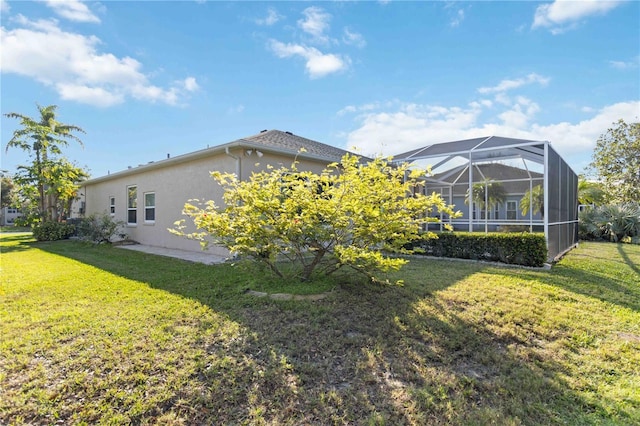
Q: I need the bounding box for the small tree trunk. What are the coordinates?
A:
[301,249,326,281]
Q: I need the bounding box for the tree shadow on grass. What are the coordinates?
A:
[0,232,36,254]
[618,243,640,277]
[29,242,628,425]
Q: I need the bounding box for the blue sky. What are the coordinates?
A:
[1,0,639,179]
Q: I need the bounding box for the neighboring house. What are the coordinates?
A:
[73,130,359,257]
[0,207,23,226]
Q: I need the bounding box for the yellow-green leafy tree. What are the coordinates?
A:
[172,153,459,283]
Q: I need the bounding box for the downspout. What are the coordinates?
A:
[225,147,241,180]
[76,185,86,218]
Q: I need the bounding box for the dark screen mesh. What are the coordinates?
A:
[546,146,578,260]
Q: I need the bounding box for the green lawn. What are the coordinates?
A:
[1,234,638,425]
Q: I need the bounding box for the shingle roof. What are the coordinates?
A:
[238,129,355,162]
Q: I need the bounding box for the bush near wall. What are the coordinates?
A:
[416,232,547,267]
[32,221,76,241]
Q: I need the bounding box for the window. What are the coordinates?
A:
[144,192,155,223]
[109,196,115,216]
[494,204,499,220]
[507,201,517,220]
[127,186,137,225]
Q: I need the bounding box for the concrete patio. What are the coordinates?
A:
[115,244,228,265]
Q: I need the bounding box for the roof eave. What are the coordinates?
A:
[80,139,355,186]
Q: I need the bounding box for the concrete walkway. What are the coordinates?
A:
[115,244,228,265]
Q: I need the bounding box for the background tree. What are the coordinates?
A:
[465,179,506,232]
[1,174,15,208]
[173,154,459,283]
[589,119,640,204]
[520,184,544,218]
[4,104,86,222]
[12,158,88,224]
[578,177,605,206]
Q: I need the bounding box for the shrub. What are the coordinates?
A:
[172,154,460,283]
[77,213,124,243]
[32,221,76,241]
[579,203,640,242]
[417,232,548,267]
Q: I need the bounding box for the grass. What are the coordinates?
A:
[0,226,30,233]
[1,234,639,425]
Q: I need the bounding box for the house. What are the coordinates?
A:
[73,130,359,257]
[394,136,579,261]
[1,207,23,226]
[75,132,578,262]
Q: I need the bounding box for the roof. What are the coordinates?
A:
[239,130,353,162]
[80,129,357,185]
[394,136,548,164]
[430,163,543,194]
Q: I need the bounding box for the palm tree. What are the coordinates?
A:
[5,104,85,221]
[465,179,507,232]
[520,184,544,219]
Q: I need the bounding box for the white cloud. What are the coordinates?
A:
[342,27,366,48]
[268,39,349,78]
[255,8,282,26]
[298,6,331,43]
[0,17,197,107]
[43,0,101,23]
[344,97,640,170]
[228,104,244,114]
[266,7,363,78]
[181,76,199,92]
[478,73,550,94]
[498,97,540,128]
[609,57,639,70]
[345,103,484,157]
[532,0,623,33]
[56,82,123,107]
[1,0,10,13]
[337,100,401,117]
[450,9,465,28]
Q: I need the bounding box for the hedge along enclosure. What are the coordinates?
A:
[416,232,548,267]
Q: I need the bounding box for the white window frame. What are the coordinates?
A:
[506,200,517,220]
[127,185,137,226]
[109,196,115,216]
[144,192,155,224]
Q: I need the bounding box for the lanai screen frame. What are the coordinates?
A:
[393,136,579,261]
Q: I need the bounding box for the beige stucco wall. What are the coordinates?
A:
[75,147,334,256]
